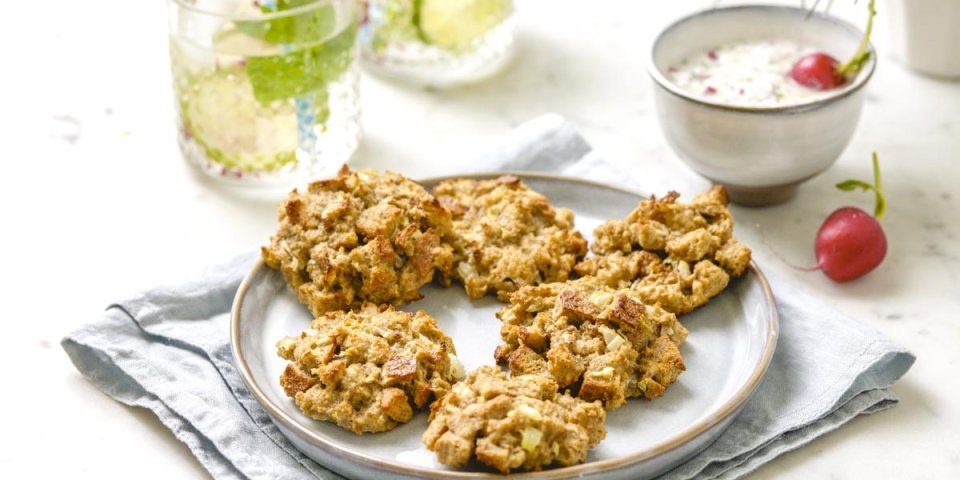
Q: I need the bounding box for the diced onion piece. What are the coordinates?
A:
[310,335,332,349]
[599,325,625,351]
[356,170,373,183]
[678,260,692,278]
[598,325,617,344]
[453,383,472,397]
[589,290,614,308]
[607,334,625,352]
[448,353,466,380]
[321,203,337,220]
[457,262,478,280]
[591,366,615,379]
[516,404,542,422]
[276,337,297,357]
[521,427,543,452]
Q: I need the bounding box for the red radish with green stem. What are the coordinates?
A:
[790,0,877,90]
[761,153,887,282]
[813,152,887,281]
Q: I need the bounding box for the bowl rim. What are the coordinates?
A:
[647,4,877,114]
[230,172,781,479]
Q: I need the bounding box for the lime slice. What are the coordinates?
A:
[179,67,300,172]
[416,0,512,51]
[211,27,277,57]
[366,0,420,51]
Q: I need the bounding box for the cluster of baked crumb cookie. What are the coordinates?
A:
[263,166,751,473]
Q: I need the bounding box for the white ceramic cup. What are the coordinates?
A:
[886,0,960,78]
[648,6,876,206]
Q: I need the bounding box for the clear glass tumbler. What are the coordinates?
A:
[168,0,361,186]
[358,0,516,86]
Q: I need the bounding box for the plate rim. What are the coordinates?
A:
[230,171,780,479]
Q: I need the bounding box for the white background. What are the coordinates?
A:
[1,0,958,478]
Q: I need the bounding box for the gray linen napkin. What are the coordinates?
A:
[63,114,914,480]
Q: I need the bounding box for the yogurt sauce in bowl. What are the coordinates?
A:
[667,40,835,107]
[648,5,876,206]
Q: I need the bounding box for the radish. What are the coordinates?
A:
[790,53,845,90]
[814,152,887,282]
[790,0,876,91]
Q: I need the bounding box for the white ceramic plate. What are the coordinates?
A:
[232,173,778,479]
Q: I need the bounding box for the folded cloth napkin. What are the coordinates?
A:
[63,114,914,480]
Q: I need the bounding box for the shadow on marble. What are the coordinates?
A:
[351,130,423,175]
[182,162,290,211]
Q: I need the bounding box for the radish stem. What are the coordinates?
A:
[837,0,876,76]
[872,152,884,220]
[835,151,885,220]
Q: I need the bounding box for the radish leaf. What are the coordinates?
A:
[836,180,873,191]
[835,151,885,220]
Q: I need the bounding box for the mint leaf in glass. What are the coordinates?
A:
[246,21,356,105]
[236,1,338,45]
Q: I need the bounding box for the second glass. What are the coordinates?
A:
[359,0,516,86]
[168,0,361,186]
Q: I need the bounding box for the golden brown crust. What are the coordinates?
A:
[495,280,687,408]
[422,366,606,473]
[434,176,588,301]
[262,167,455,317]
[276,304,465,434]
[574,186,751,314]
[637,336,686,400]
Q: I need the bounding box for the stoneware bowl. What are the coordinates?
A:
[648,5,876,206]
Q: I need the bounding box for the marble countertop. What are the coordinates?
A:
[4,0,958,478]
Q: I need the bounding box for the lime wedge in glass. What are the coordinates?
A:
[179,66,301,172]
[416,0,512,52]
[365,0,420,52]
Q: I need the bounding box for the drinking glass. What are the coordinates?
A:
[358,0,516,86]
[168,0,361,186]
